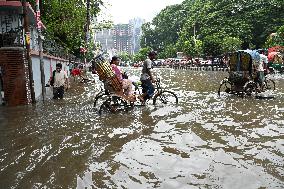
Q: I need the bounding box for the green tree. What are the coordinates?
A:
[133,47,151,62]
[143,0,284,57]
[118,51,131,63]
[222,37,243,54]
[141,3,188,58]
[203,34,222,56]
[159,44,177,58]
[265,25,284,48]
[27,0,107,58]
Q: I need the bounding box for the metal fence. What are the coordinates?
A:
[0,27,80,62]
[42,35,69,59]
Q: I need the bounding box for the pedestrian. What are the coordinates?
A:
[253,51,265,91]
[138,50,157,103]
[52,63,69,99]
[71,66,81,78]
[259,50,269,75]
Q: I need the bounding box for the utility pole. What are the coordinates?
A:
[84,0,90,64]
[36,0,46,101]
[22,0,36,103]
[193,22,196,45]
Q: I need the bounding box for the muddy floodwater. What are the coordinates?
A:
[0,68,283,189]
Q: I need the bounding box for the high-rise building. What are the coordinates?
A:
[113,24,133,54]
[94,29,114,52]
[94,18,145,55]
[129,18,145,53]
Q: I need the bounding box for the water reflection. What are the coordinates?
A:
[0,69,283,188]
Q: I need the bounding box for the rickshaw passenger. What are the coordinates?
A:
[110,56,135,100]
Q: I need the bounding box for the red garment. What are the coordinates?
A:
[71,68,81,76]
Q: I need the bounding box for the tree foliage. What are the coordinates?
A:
[133,47,151,62]
[27,0,107,58]
[265,25,284,47]
[118,51,131,63]
[141,0,284,58]
[221,37,243,54]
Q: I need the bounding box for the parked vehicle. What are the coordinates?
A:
[218,50,275,97]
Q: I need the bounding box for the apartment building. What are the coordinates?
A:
[94,18,145,55]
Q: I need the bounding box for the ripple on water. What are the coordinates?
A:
[0,69,283,188]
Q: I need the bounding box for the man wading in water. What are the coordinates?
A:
[51,63,69,99]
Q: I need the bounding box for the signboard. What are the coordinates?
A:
[36,0,42,29]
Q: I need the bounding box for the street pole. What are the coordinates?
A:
[193,22,196,45]
[85,0,90,64]
[36,0,46,101]
[22,0,36,104]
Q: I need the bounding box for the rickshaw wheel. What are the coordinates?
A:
[93,92,109,109]
[218,80,232,96]
[263,79,275,91]
[98,95,128,115]
[153,90,178,105]
[243,81,257,97]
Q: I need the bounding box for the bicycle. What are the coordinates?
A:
[152,78,178,105]
[98,78,178,114]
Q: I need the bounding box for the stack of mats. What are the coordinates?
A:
[93,55,122,92]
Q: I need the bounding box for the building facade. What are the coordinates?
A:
[113,24,133,54]
[94,18,145,55]
[129,18,144,54]
[94,29,114,53]
[0,1,70,106]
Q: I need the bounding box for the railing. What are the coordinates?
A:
[42,35,69,59]
[0,27,81,62]
[41,33,82,62]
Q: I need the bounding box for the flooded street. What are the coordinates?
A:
[0,68,283,189]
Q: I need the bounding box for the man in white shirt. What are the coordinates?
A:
[53,63,69,99]
[255,50,268,91]
[259,52,268,73]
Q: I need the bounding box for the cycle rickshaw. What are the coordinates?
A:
[217,50,275,97]
[92,54,178,114]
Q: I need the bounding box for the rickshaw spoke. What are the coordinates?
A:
[243,81,257,97]
[94,92,109,109]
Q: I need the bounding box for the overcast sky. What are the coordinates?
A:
[100,0,184,24]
